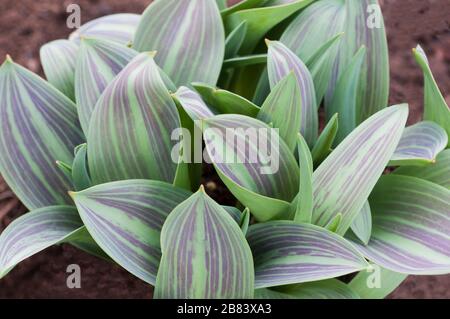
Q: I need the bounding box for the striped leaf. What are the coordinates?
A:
[0,57,85,209]
[173,86,215,121]
[349,263,407,299]
[312,104,409,235]
[389,121,448,167]
[87,53,181,185]
[350,201,372,245]
[351,175,450,274]
[393,149,450,189]
[216,0,228,10]
[311,113,338,167]
[40,40,78,100]
[255,279,360,299]
[327,46,367,143]
[75,37,137,134]
[69,13,141,45]
[267,41,318,146]
[294,134,313,224]
[134,0,225,87]
[225,21,248,59]
[155,189,255,299]
[71,180,191,285]
[224,0,315,54]
[0,206,83,279]
[257,72,302,151]
[202,114,299,221]
[413,45,450,147]
[247,221,369,288]
[193,83,260,117]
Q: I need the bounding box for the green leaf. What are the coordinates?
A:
[64,226,109,260]
[350,201,372,245]
[255,279,360,299]
[312,104,409,235]
[0,206,83,279]
[193,83,260,117]
[311,113,338,167]
[327,46,367,144]
[257,72,302,151]
[173,86,215,122]
[240,208,251,235]
[413,45,450,147]
[134,0,225,87]
[88,53,181,185]
[225,21,248,58]
[221,0,268,17]
[40,40,78,101]
[393,149,450,189]
[202,114,299,221]
[223,54,267,69]
[389,121,448,166]
[155,188,255,299]
[248,221,369,288]
[0,57,85,209]
[294,134,313,224]
[216,0,228,10]
[350,175,450,274]
[71,179,192,285]
[224,0,315,54]
[349,263,407,299]
[72,144,91,191]
[75,37,137,134]
[325,213,342,233]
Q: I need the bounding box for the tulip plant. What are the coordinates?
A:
[0,0,449,299]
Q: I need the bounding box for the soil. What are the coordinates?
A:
[0,0,449,299]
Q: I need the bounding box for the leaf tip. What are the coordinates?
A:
[264,38,272,47]
[148,51,157,58]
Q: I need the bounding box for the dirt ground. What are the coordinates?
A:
[0,0,449,298]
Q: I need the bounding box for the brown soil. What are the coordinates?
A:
[0,0,449,299]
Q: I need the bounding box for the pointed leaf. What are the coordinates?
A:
[351,175,450,274]
[393,149,450,189]
[193,83,260,117]
[69,13,141,45]
[389,121,448,166]
[134,0,225,86]
[413,45,450,147]
[350,201,372,245]
[71,180,191,285]
[240,208,251,235]
[0,206,83,279]
[72,144,91,191]
[40,40,78,100]
[155,189,255,299]
[257,72,302,151]
[225,21,248,59]
[0,58,84,209]
[88,53,181,185]
[75,37,137,134]
[255,279,360,299]
[247,221,369,288]
[311,113,338,166]
[294,134,313,224]
[312,105,409,235]
[223,54,267,69]
[173,86,215,122]
[267,41,318,146]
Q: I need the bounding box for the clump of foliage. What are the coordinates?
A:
[0,0,449,299]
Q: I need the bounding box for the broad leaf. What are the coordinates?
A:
[257,72,302,151]
[75,37,137,134]
[247,221,368,288]
[88,53,181,185]
[71,180,191,285]
[173,86,215,122]
[350,201,372,245]
[389,121,448,166]
[312,104,408,235]
[255,279,360,299]
[202,114,299,221]
[393,149,450,189]
[0,206,83,279]
[193,83,260,117]
[134,0,225,87]
[294,134,313,224]
[40,39,78,100]
[69,13,141,45]
[267,41,318,146]
[413,45,450,147]
[225,21,248,59]
[311,113,338,166]
[351,175,450,274]
[155,189,254,299]
[0,57,84,209]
